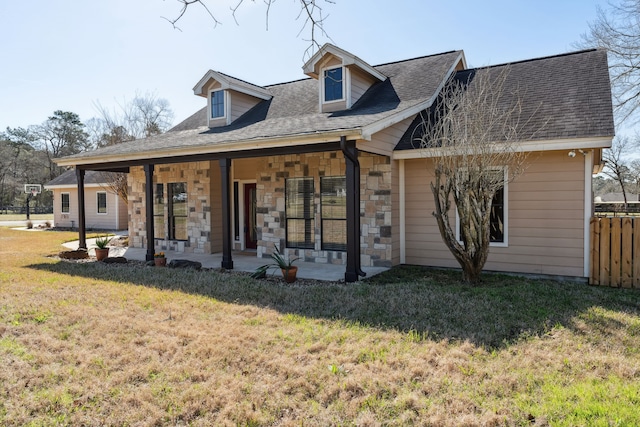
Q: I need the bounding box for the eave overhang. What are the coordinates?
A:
[193,70,272,100]
[303,43,387,82]
[392,136,614,160]
[55,129,364,170]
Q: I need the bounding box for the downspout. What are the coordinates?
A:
[340,136,366,280]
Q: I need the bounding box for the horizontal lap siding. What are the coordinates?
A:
[364,116,414,156]
[404,151,586,277]
[230,91,261,122]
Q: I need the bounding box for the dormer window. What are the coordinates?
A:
[210,90,225,119]
[323,67,344,102]
[303,44,387,113]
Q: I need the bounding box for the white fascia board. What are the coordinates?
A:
[361,51,465,141]
[393,136,614,160]
[193,70,217,96]
[44,183,103,190]
[55,129,364,167]
[303,43,386,81]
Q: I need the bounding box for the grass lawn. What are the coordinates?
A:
[1,227,639,426]
[0,213,53,221]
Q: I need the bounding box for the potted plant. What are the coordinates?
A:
[154,252,166,267]
[251,245,299,283]
[94,235,111,261]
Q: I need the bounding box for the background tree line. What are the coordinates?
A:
[0,93,173,211]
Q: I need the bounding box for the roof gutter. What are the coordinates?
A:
[392,136,614,160]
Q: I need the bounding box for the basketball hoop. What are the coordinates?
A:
[24,184,41,198]
[23,184,41,221]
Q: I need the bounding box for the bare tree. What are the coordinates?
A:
[579,0,640,123]
[415,67,535,284]
[92,92,173,146]
[166,0,334,58]
[88,93,174,203]
[602,136,637,207]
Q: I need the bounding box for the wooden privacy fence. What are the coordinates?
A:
[590,217,640,288]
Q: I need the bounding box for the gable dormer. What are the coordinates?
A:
[303,44,387,113]
[193,70,272,128]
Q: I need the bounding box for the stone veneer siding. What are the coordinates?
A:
[257,151,392,267]
[128,162,212,254]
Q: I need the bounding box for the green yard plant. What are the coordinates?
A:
[1,227,639,425]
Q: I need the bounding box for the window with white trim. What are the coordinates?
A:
[61,193,70,213]
[323,67,343,102]
[456,169,508,246]
[210,90,225,119]
[97,192,107,214]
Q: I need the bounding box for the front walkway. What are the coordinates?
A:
[63,237,389,282]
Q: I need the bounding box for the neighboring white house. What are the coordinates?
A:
[44,170,127,230]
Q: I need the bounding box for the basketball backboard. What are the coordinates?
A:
[24,184,41,196]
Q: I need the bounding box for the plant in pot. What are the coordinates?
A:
[94,235,111,261]
[154,252,166,267]
[251,245,299,283]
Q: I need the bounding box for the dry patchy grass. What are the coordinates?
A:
[1,227,639,426]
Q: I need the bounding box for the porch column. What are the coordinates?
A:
[219,158,234,269]
[341,137,366,282]
[75,168,87,250]
[144,164,155,261]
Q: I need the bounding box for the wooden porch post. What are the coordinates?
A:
[75,168,87,250]
[220,158,234,269]
[341,137,366,282]
[144,164,155,261]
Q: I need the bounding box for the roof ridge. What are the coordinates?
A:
[462,48,601,72]
[215,70,269,89]
[264,50,463,88]
[372,50,461,68]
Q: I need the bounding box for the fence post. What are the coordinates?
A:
[599,218,611,287]
[621,217,633,288]
[590,217,600,286]
[610,218,622,287]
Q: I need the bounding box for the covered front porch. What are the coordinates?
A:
[69,137,378,282]
[63,237,389,281]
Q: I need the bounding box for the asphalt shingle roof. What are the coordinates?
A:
[44,169,112,187]
[396,49,614,150]
[61,50,462,162]
[60,48,613,165]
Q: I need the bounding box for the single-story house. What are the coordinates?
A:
[56,44,614,281]
[44,170,127,230]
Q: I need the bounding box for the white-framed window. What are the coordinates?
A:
[322,66,344,103]
[97,192,107,214]
[61,192,70,214]
[456,168,508,247]
[210,90,225,119]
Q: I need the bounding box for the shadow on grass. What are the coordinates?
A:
[28,261,640,349]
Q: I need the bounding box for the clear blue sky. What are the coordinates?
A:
[0,0,606,132]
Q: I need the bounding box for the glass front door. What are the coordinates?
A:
[244,183,257,249]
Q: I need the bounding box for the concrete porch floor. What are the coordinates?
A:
[63,237,389,282]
